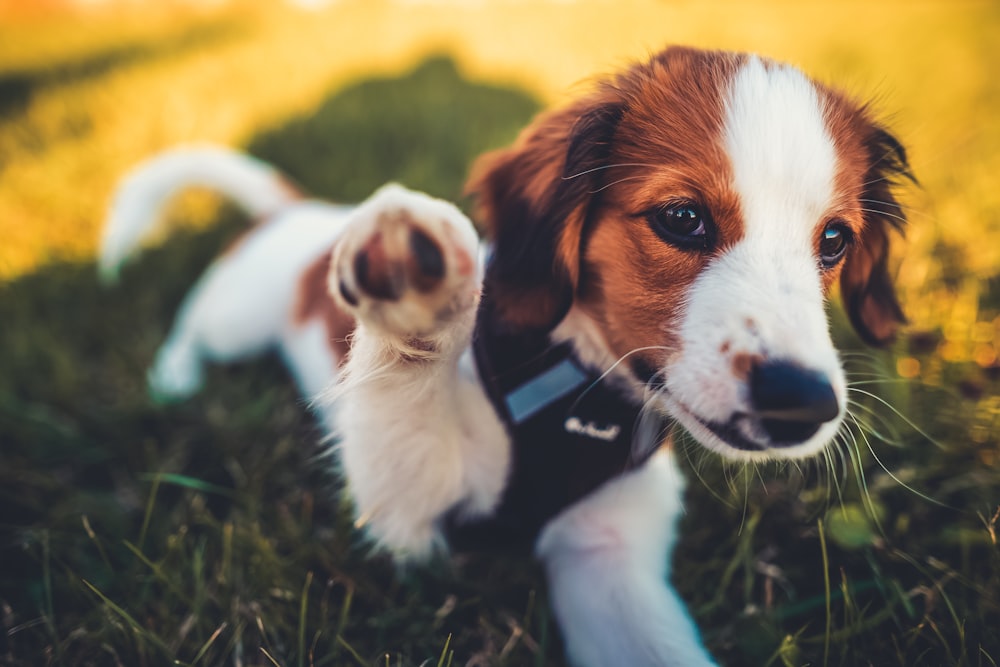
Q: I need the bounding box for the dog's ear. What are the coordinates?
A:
[467,96,623,332]
[840,126,914,346]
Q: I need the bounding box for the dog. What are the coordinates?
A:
[100,46,911,667]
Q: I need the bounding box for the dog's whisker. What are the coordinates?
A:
[832,430,850,493]
[562,162,657,180]
[857,197,916,212]
[847,413,953,509]
[846,386,947,449]
[839,354,892,377]
[858,171,912,189]
[844,398,905,446]
[846,378,914,386]
[736,465,753,536]
[631,396,669,463]
[839,354,890,366]
[722,457,738,496]
[839,357,889,372]
[859,198,938,223]
[857,207,909,225]
[820,446,838,510]
[840,420,890,539]
[829,427,852,504]
[588,174,646,194]
[679,431,739,510]
[567,345,670,415]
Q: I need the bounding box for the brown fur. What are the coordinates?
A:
[821,87,912,345]
[294,248,355,363]
[469,48,746,371]
[222,177,304,258]
[469,46,911,374]
[467,96,618,331]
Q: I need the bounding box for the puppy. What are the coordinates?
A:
[101,46,911,667]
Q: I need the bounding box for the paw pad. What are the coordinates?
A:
[351,213,446,301]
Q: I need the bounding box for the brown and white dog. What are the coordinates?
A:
[100,47,911,667]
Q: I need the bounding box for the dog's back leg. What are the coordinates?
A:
[148,207,346,402]
[147,257,282,401]
[535,450,718,667]
[147,307,207,401]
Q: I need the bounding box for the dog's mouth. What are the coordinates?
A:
[664,396,840,458]
[653,359,844,458]
[692,411,823,451]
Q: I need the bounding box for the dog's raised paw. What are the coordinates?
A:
[349,213,445,301]
[330,184,479,338]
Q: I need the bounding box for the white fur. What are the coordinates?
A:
[143,202,349,404]
[537,450,717,667]
[100,145,299,283]
[102,163,512,558]
[320,184,509,558]
[101,147,351,414]
[661,57,846,462]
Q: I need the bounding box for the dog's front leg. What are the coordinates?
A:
[323,184,506,559]
[536,450,718,667]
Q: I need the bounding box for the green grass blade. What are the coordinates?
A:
[139,472,235,497]
[121,540,194,606]
[436,634,452,667]
[190,622,227,666]
[335,635,367,666]
[81,514,113,573]
[260,646,284,667]
[82,579,172,656]
[137,475,161,555]
[818,518,831,667]
[298,571,312,667]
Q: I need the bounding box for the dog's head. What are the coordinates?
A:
[468,47,912,461]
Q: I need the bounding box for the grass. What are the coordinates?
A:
[0,1,998,665]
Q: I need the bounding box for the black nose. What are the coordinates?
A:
[750,361,840,445]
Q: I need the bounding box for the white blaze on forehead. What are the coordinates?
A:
[724,56,837,244]
[662,56,848,462]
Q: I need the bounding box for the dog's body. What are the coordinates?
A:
[102,47,910,667]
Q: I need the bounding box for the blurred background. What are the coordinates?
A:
[0,0,997,665]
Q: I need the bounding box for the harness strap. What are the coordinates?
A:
[445,306,658,552]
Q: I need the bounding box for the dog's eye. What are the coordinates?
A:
[646,203,709,249]
[819,221,851,268]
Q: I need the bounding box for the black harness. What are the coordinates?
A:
[444,304,659,552]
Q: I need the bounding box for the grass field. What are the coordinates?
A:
[1,1,998,665]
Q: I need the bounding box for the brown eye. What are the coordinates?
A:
[646,202,711,250]
[819,221,851,268]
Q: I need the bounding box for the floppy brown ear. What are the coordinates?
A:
[840,126,914,346]
[466,96,623,333]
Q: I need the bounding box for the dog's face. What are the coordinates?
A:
[469,47,911,462]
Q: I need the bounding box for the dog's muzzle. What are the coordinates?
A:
[689,359,841,452]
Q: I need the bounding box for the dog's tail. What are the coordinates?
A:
[98,144,300,283]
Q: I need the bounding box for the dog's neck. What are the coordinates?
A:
[471,296,655,419]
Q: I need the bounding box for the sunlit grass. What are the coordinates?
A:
[1,1,998,351]
[1,1,998,665]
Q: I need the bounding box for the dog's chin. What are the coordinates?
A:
[664,397,840,463]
